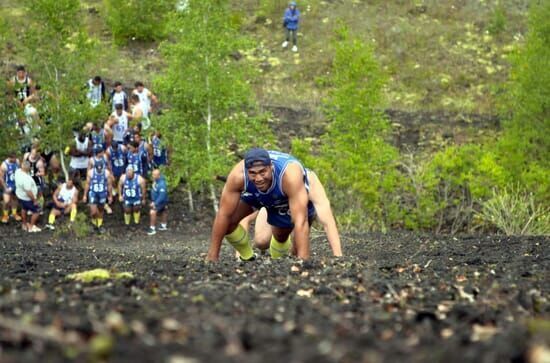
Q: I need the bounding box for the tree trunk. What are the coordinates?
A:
[54,67,69,181]
[204,50,219,213]
[187,188,194,213]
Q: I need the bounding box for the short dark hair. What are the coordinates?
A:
[114,103,123,110]
[134,81,144,88]
[114,81,122,87]
[93,76,102,82]
[16,65,25,72]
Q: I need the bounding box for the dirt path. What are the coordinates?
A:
[0,222,548,363]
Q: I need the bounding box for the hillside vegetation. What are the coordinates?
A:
[0,0,547,234]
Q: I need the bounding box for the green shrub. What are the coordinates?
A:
[72,212,91,238]
[496,0,549,203]
[155,0,275,198]
[103,0,175,44]
[293,26,400,231]
[479,187,549,235]
[487,4,507,36]
[402,145,507,233]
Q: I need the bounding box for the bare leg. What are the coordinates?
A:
[21,209,28,230]
[226,201,255,234]
[29,212,39,227]
[239,210,258,233]
[253,208,272,250]
[149,209,157,228]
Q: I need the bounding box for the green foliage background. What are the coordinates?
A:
[0,0,547,234]
[154,0,275,191]
[103,0,175,45]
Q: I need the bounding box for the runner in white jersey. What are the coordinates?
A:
[86,76,105,108]
[45,177,79,230]
[132,81,158,115]
[110,103,130,144]
[68,132,91,184]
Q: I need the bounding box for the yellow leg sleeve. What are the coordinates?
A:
[70,207,77,222]
[133,211,140,224]
[2,210,8,217]
[225,225,254,260]
[270,235,291,259]
[97,218,103,227]
[11,208,17,216]
[124,213,131,225]
[48,213,56,225]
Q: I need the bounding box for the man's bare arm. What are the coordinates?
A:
[207,163,245,262]
[283,164,310,260]
[0,165,7,190]
[82,170,92,202]
[308,171,342,256]
[118,175,125,202]
[139,176,147,204]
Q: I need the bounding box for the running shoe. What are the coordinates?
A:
[28,225,42,233]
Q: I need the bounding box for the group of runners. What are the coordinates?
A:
[7,65,341,260]
[3,66,169,235]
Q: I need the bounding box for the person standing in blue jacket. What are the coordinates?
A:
[148,168,168,235]
[282,1,300,52]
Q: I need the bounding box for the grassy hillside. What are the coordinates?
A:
[235,0,528,116]
[2,0,528,115]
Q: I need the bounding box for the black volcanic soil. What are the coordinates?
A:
[0,211,548,362]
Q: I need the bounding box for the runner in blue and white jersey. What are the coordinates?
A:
[207,148,315,262]
[151,131,168,168]
[118,166,146,227]
[0,153,21,223]
[82,160,113,233]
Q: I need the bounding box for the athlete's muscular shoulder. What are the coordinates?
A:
[281,163,306,196]
[225,160,246,193]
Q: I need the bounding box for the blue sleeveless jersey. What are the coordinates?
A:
[91,130,106,150]
[126,152,143,175]
[91,156,107,170]
[152,136,167,166]
[3,160,18,190]
[138,142,149,176]
[109,146,126,177]
[240,150,315,228]
[123,176,141,203]
[88,168,107,204]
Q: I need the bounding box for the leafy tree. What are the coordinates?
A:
[21,0,102,179]
[0,17,21,157]
[103,0,176,45]
[155,0,275,210]
[497,0,550,200]
[293,26,400,231]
